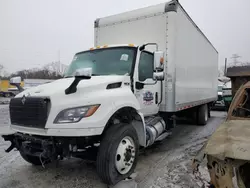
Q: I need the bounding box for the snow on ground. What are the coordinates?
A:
[0,106,226,188]
[0,97,10,105]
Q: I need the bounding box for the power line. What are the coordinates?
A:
[231,54,241,66]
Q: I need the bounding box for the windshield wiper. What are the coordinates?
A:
[64,74,99,78]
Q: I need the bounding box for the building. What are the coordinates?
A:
[226,65,250,97]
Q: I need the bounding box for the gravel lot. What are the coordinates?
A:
[0,104,226,188]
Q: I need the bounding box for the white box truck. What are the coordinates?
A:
[2,0,218,185]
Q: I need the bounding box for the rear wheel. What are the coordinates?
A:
[20,151,50,166]
[96,123,139,185]
[197,104,208,125]
[208,104,211,118]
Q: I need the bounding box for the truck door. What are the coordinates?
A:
[134,51,161,116]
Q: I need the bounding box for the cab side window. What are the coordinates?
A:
[138,51,154,81]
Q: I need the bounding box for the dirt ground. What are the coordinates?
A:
[0,104,226,188]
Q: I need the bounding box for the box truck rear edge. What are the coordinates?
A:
[2,0,218,185]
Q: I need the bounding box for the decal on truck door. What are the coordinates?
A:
[143,91,154,105]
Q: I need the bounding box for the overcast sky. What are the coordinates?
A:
[0,0,250,73]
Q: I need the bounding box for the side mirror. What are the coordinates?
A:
[10,76,21,85]
[65,68,92,95]
[10,76,24,92]
[154,51,164,70]
[153,72,164,81]
[74,68,92,78]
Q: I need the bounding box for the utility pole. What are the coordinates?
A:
[224,58,227,76]
[231,54,241,66]
[58,50,61,63]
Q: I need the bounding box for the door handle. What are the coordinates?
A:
[155,92,158,104]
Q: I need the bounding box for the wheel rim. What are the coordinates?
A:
[115,136,136,175]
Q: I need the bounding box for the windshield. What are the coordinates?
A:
[65,47,136,77]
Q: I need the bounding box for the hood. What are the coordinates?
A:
[16,75,129,98]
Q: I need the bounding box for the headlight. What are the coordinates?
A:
[54,105,100,124]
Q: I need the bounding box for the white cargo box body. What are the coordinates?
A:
[95,0,218,112]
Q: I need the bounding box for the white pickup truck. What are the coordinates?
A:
[2,0,218,185]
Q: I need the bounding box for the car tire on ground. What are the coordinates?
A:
[96,123,139,185]
[20,151,50,166]
[197,104,208,126]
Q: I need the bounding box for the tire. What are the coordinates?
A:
[208,104,211,118]
[197,104,208,126]
[20,151,50,166]
[96,123,139,185]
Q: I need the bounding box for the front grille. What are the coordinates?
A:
[10,97,49,128]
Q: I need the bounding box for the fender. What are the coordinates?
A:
[131,111,147,147]
[113,95,147,147]
[103,103,147,147]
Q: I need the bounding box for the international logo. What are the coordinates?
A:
[21,95,26,105]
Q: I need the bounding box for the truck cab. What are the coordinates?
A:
[3,44,168,184]
[215,84,224,108]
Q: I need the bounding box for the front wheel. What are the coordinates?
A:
[96,123,139,185]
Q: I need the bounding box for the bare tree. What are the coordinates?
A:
[0,65,11,79]
[10,68,63,80]
[44,62,68,76]
[218,65,225,77]
[0,64,4,77]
